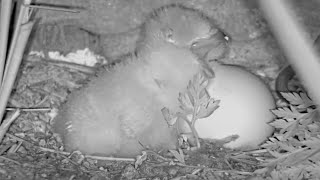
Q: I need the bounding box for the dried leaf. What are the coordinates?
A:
[169,149,185,164]
[135,151,147,168]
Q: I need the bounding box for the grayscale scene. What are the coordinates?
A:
[0,0,319,179]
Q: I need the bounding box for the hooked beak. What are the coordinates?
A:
[190,31,230,61]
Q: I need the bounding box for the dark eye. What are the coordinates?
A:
[224,35,230,41]
[166,28,173,39]
[220,31,230,42]
[191,42,198,47]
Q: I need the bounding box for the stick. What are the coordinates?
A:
[259,0,320,106]
[0,0,13,84]
[0,21,35,124]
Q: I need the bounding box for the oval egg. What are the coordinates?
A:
[182,64,275,150]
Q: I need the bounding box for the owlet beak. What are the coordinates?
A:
[190,31,230,61]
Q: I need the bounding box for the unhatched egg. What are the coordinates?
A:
[180,64,275,150]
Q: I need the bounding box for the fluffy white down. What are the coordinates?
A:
[195,64,275,149]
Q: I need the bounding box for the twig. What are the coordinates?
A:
[84,155,135,162]
[0,109,21,143]
[176,163,254,175]
[26,56,97,75]
[6,107,51,112]
[25,4,81,13]
[0,156,21,165]
[5,133,136,162]
[40,147,135,162]
[144,150,171,162]
[259,0,320,107]
[0,18,35,124]
[0,0,13,83]
[3,1,29,82]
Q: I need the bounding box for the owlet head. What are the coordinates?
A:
[137,4,229,60]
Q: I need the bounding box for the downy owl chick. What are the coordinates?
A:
[52,4,228,157]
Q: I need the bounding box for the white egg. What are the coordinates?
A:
[184,64,276,150]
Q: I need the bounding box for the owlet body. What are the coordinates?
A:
[53,44,201,157]
[52,4,228,157]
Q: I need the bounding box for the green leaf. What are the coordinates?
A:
[281,92,315,108]
[280,119,299,138]
[271,105,303,119]
[199,88,209,101]
[269,118,294,129]
[161,107,178,126]
[197,99,220,119]
[301,137,320,149]
[257,89,320,180]
[300,109,318,125]
[261,134,285,150]
[187,81,197,104]
[178,92,194,113]
[307,162,320,179]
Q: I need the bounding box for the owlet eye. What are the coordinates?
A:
[165,28,174,42]
[191,42,198,48]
